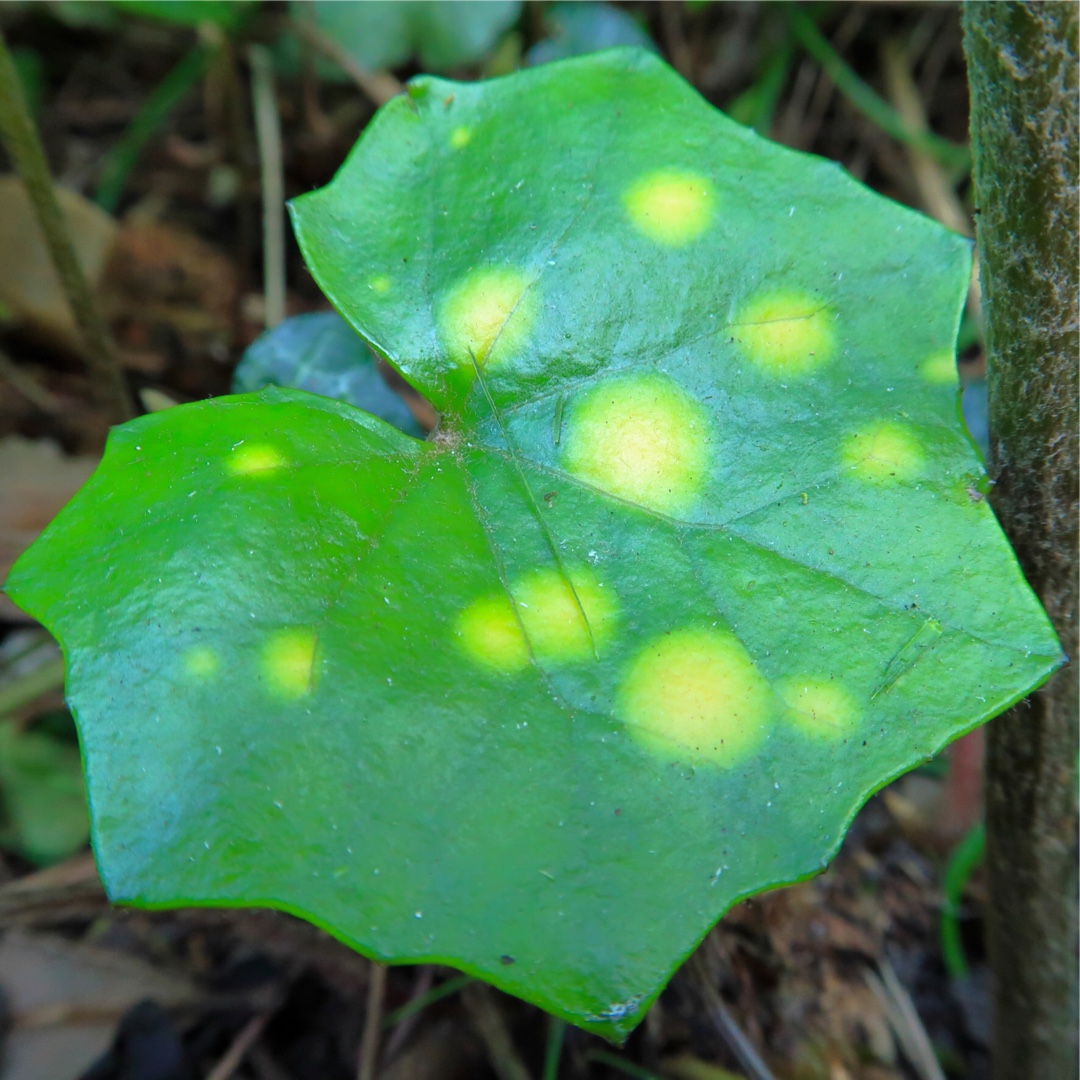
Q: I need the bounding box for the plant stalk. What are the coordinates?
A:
[963,3,1078,1077]
[0,27,134,424]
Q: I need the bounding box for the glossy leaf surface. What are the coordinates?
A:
[6,50,1062,1038]
[233,312,423,436]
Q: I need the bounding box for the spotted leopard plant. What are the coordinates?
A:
[4,50,1061,1037]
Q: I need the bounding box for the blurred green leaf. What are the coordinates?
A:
[527,2,656,66]
[111,0,257,31]
[293,0,521,73]
[0,719,88,867]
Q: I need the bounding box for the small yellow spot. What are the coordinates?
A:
[733,290,835,376]
[456,594,528,673]
[263,627,317,698]
[779,678,859,739]
[561,372,711,516]
[456,568,618,672]
[917,350,957,385]
[439,267,535,370]
[515,568,617,664]
[183,644,218,680]
[227,443,286,476]
[842,420,924,482]
[623,169,715,246]
[618,628,771,765]
[449,126,472,150]
[369,275,391,294]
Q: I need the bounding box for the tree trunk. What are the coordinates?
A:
[963,4,1078,1078]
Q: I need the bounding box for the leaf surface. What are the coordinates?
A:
[5,50,1062,1038]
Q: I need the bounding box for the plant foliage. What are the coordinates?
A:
[4,50,1062,1038]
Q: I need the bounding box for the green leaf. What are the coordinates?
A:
[294,0,521,73]
[0,720,89,866]
[527,3,657,67]
[110,0,256,29]
[233,312,423,436]
[4,50,1062,1039]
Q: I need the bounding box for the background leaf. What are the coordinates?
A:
[233,311,423,436]
[5,50,1062,1039]
[527,3,657,67]
[295,0,522,74]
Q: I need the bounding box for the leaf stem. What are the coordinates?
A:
[940,821,986,979]
[0,28,135,423]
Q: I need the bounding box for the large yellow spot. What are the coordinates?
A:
[456,594,528,673]
[778,677,858,739]
[561,373,711,516]
[916,349,957,385]
[227,443,286,476]
[618,628,771,765]
[842,420,924,482]
[368,274,391,294]
[623,169,715,246]
[450,126,472,150]
[515,568,617,663]
[183,644,218,680]
[439,267,535,370]
[263,627,317,698]
[456,568,618,672]
[733,290,835,376]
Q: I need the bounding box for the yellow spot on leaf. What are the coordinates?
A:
[369,275,391,294]
[183,644,218,680]
[842,420,924,482]
[450,126,472,149]
[778,678,858,739]
[623,169,715,246]
[515,568,617,663]
[440,267,535,370]
[228,443,286,476]
[456,594,528,673]
[618,627,771,765]
[561,372,711,515]
[263,627,317,698]
[917,349,957,385]
[734,290,835,376]
[456,568,618,672]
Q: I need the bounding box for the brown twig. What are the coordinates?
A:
[461,983,533,1080]
[0,27,135,424]
[357,961,388,1080]
[248,44,287,330]
[292,17,403,107]
[206,1012,273,1080]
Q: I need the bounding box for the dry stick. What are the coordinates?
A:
[461,983,533,1080]
[292,18,403,107]
[247,44,286,330]
[357,961,388,1080]
[0,28,134,424]
[880,40,970,237]
[0,347,63,413]
[689,953,775,1080]
[865,962,946,1080]
[206,1012,272,1080]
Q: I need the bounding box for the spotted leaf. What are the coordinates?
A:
[4,50,1062,1039]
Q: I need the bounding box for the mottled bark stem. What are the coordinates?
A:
[963,4,1078,1077]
